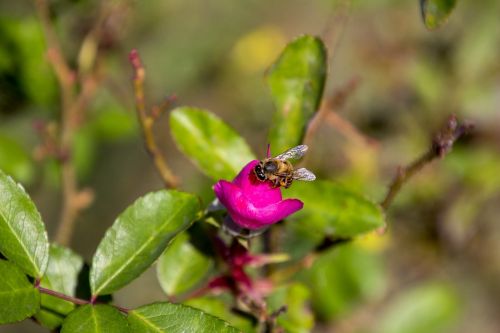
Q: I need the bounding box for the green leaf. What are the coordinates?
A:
[375,282,460,333]
[90,190,199,296]
[421,0,457,30]
[302,243,385,320]
[0,259,40,324]
[61,304,129,333]
[266,35,326,154]
[3,18,57,106]
[284,180,385,239]
[128,302,240,333]
[185,297,254,332]
[267,283,314,333]
[0,169,49,277]
[34,244,84,329]
[170,107,255,180]
[0,134,34,184]
[157,232,213,296]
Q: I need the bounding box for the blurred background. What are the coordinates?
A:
[0,0,499,332]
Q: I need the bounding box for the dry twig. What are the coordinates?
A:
[34,0,108,245]
[129,49,180,188]
[380,114,473,210]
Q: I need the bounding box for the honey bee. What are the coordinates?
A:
[253,145,316,188]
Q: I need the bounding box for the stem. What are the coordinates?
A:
[38,286,89,306]
[380,115,473,210]
[129,49,180,188]
[37,286,130,314]
[34,0,103,245]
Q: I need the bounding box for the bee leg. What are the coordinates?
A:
[273,179,280,188]
[284,178,292,189]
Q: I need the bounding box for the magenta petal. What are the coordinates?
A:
[214,180,303,229]
[232,160,282,206]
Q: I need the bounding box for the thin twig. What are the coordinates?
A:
[303,78,370,147]
[34,0,105,245]
[37,286,129,313]
[129,49,180,188]
[380,114,473,210]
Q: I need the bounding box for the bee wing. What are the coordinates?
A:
[292,168,316,181]
[274,145,309,161]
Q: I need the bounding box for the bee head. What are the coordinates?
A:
[263,161,277,173]
[254,163,266,181]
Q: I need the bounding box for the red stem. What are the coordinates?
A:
[36,286,129,313]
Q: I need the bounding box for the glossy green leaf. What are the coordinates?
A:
[285,180,385,238]
[302,243,385,320]
[90,190,199,296]
[0,169,49,277]
[185,297,254,332]
[61,304,129,333]
[0,134,34,184]
[421,0,457,30]
[266,35,326,154]
[128,302,240,333]
[170,107,255,180]
[375,282,460,333]
[34,244,84,329]
[0,259,40,324]
[157,232,213,296]
[267,283,314,333]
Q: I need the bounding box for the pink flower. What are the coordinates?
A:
[213,160,303,230]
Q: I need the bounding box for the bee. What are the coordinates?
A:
[253,144,316,188]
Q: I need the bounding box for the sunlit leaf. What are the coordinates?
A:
[421,0,457,30]
[375,282,460,333]
[61,304,129,333]
[34,244,84,330]
[285,180,385,239]
[0,169,49,277]
[302,243,385,320]
[267,283,314,333]
[157,232,213,296]
[266,35,326,154]
[90,190,199,296]
[0,259,40,324]
[0,134,34,184]
[128,302,240,333]
[170,107,255,180]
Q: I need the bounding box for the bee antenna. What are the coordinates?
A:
[266,143,271,158]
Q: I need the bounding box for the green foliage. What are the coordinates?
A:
[34,244,84,330]
[0,169,49,278]
[128,302,240,333]
[185,297,254,332]
[302,243,385,320]
[0,134,34,184]
[157,232,213,296]
[90,190,200,296]
[374,282,460,333]
[420,0,457,30]
[285,180,385,238]
[0,259,40,324]
[170,107,255,180]
[266,35,326,154]
[267,283,314,333]
[61,304,129,333]
[0,17,57,106]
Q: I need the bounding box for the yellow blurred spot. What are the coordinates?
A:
[354,230,390,252]
[231,26,286,74]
